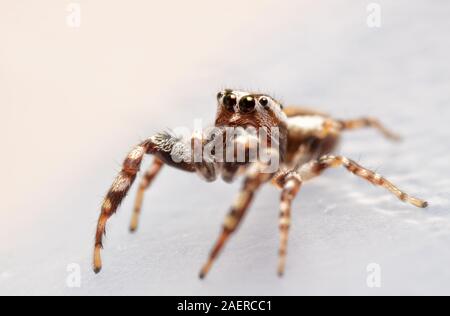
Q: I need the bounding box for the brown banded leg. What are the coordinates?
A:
[338,117,401,141]
[94,142,151,273]
[277,172,302,276]
[313,155,428,208]
[94,132,198,274]
[130,158,164,232]
[199,163,274,279]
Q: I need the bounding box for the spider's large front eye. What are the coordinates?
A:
[223,93,237,111]
[239,96,256,113]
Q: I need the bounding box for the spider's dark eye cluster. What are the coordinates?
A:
[223,93,237,111]
[239,96,256,113]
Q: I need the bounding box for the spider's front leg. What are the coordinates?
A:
[130,130,219,232]
[94,141,153,273]
[94,131,215,273]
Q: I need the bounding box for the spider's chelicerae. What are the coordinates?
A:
[94,89,428,278]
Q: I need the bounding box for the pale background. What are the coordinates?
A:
[1,0,449,295]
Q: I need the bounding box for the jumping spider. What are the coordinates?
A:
[93,89,428,278]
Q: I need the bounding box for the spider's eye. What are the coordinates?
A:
[239,96,256,113]
[223,93,237,111]
[259,97,269,108]
[217,91,224,100]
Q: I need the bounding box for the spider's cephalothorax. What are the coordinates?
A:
[93,89,428,278]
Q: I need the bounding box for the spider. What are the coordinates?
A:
[93,89,428,278]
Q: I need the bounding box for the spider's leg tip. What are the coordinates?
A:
[199,264,211,280]
[129,217,139,233]
[422,201,429,208]
[93,267,102,274]
[199,261,213,280]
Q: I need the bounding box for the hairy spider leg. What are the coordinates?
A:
[130,158,164,232]
[199,147,279,279]
[276,172,302,276]
[273,154,428,276]
[94,132,211,273]
[314,155,428,208]
[94,141,151,273]
[338,117,401,141]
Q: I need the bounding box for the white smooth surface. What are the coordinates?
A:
[1,0,449,295]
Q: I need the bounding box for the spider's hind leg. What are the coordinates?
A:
[272,153,428,276]
[338,117,401,141]
[314,155,428,208]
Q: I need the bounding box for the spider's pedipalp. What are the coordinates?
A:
[191,130,218,182]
